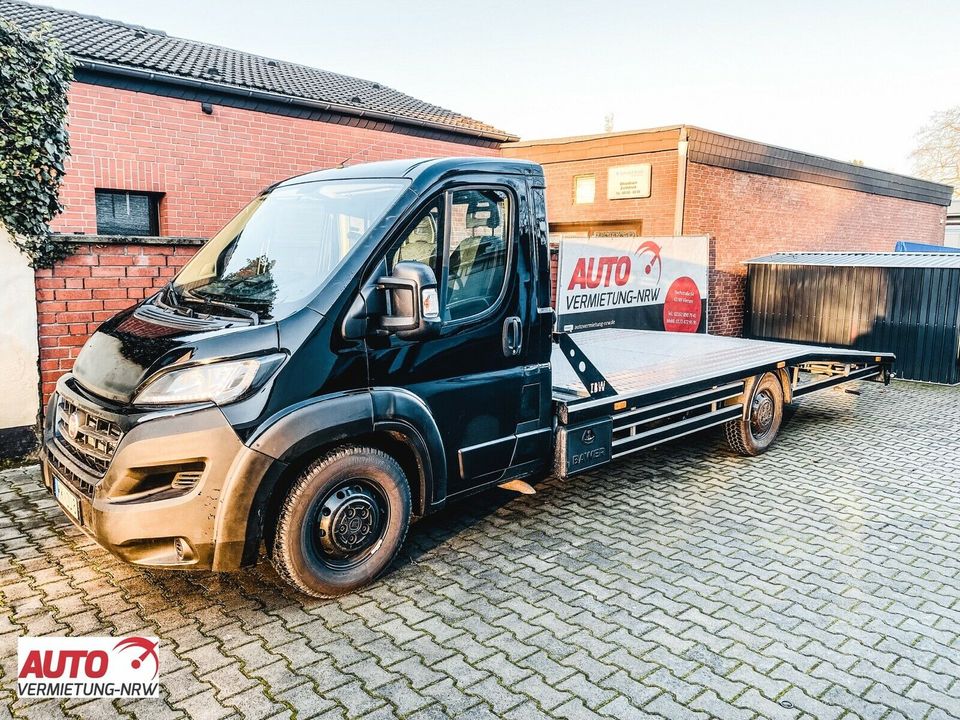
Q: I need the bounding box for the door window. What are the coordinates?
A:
[385,188,511,324]
[445,189,510,322]
[388,201,441,279]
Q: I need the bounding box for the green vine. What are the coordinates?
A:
[0,19,73,268]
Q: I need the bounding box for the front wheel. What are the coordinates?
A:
[724,372,784,456]
[271,446,411,597]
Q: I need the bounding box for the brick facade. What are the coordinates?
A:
[503,130,680,236]
[37,82,498,401]
[36,240,200,401]
[683,163,948,335]
[53,84,498,238]
[504,128,949,337]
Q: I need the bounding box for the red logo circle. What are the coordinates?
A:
[663,276,702,333]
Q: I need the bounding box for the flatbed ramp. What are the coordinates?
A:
[550,329,893,476]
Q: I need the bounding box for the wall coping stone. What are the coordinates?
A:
[53,234,206,246]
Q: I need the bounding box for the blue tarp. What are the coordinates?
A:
[895,241,960,253]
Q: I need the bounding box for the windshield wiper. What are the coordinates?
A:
[182,287,260,325]
[163,280,185,308]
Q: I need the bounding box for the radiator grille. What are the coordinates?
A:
[55,395,123,477]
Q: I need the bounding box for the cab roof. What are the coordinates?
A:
[275,157,544,190]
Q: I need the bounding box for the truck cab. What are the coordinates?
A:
[42,158,556,597]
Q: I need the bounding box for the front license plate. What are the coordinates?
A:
[54,477,81,523]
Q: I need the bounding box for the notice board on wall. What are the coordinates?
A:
[555,235,710,334]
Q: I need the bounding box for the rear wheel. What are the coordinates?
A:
[271,446,411,597]
[724,372,784,456]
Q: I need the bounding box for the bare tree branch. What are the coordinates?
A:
[911,107,960,198]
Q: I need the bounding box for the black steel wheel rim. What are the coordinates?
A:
[750,388,776,439]
[307,479,389,570]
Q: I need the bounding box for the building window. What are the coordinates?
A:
[946,220,960,249]
[95,190,161,236]
[573,175,595,204]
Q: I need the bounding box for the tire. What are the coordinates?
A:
[724,372,784,456]
[271,445,411,598]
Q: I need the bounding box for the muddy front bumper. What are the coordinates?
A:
[40,376,277,571]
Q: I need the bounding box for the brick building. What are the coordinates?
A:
[502,127,954,335]
[0,0,512,404]
[0,2,955,456]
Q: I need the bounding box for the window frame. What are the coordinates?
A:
[94,189,162,237]
[386,198,443,280]
[440,184,515,328]
[573,174,596,205]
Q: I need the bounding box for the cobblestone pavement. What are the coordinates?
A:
[3,380,960,720]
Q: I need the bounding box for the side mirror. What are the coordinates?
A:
[376,262,441,340]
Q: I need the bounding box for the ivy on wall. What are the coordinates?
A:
[0,19,73,268]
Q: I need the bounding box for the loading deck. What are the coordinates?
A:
[550,329,894,474]
[553,329,892,404]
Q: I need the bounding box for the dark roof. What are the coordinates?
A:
[504,125,954,206]
[686,127,954,207]
[746,252,960,268]
[276,157,543,187]
[0,0,515,142]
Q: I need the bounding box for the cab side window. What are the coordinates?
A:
[445,189,510,322]
[388,202,441,278]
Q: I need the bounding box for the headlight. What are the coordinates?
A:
[133,355,283,406]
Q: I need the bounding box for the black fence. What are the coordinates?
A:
[746,252,960,384]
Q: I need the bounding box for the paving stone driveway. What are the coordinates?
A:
[2,380,960,720]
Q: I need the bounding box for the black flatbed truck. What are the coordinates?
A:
[40,157,894,597]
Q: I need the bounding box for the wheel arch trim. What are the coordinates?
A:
[370,387,447,511]
[232,388,446,567]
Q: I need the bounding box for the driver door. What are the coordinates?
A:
[365,180,537,497]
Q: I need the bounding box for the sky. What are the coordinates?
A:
[39,0,960,176]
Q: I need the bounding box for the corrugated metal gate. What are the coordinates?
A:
[746,252,960,384]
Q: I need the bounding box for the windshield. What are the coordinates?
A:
[173,178,408,320]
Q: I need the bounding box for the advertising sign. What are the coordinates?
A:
[607,164,652,199]
[556,235,709,334]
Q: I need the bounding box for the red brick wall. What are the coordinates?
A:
[36,241,199,401]
[532,151,677,234]
[53,83,498,237]
[38,82,497,402]
[682,163,948,336]
[502,130,679,235]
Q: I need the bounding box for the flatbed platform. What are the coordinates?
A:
[549,329,894,476]
[553,329,889,401]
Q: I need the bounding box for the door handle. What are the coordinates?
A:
[502,316,522,357]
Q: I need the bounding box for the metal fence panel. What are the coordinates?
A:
[746,259,960,384]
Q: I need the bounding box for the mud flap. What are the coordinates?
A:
[554,418,612,478]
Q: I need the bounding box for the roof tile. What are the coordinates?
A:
[0,0,514,140]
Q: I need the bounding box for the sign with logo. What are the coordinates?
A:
[18,636,161,698]
[556,235,709,334]
[607,164,652,200]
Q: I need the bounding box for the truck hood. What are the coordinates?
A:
[71,303,281,405]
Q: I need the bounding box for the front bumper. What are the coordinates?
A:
[41,376,276,571]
